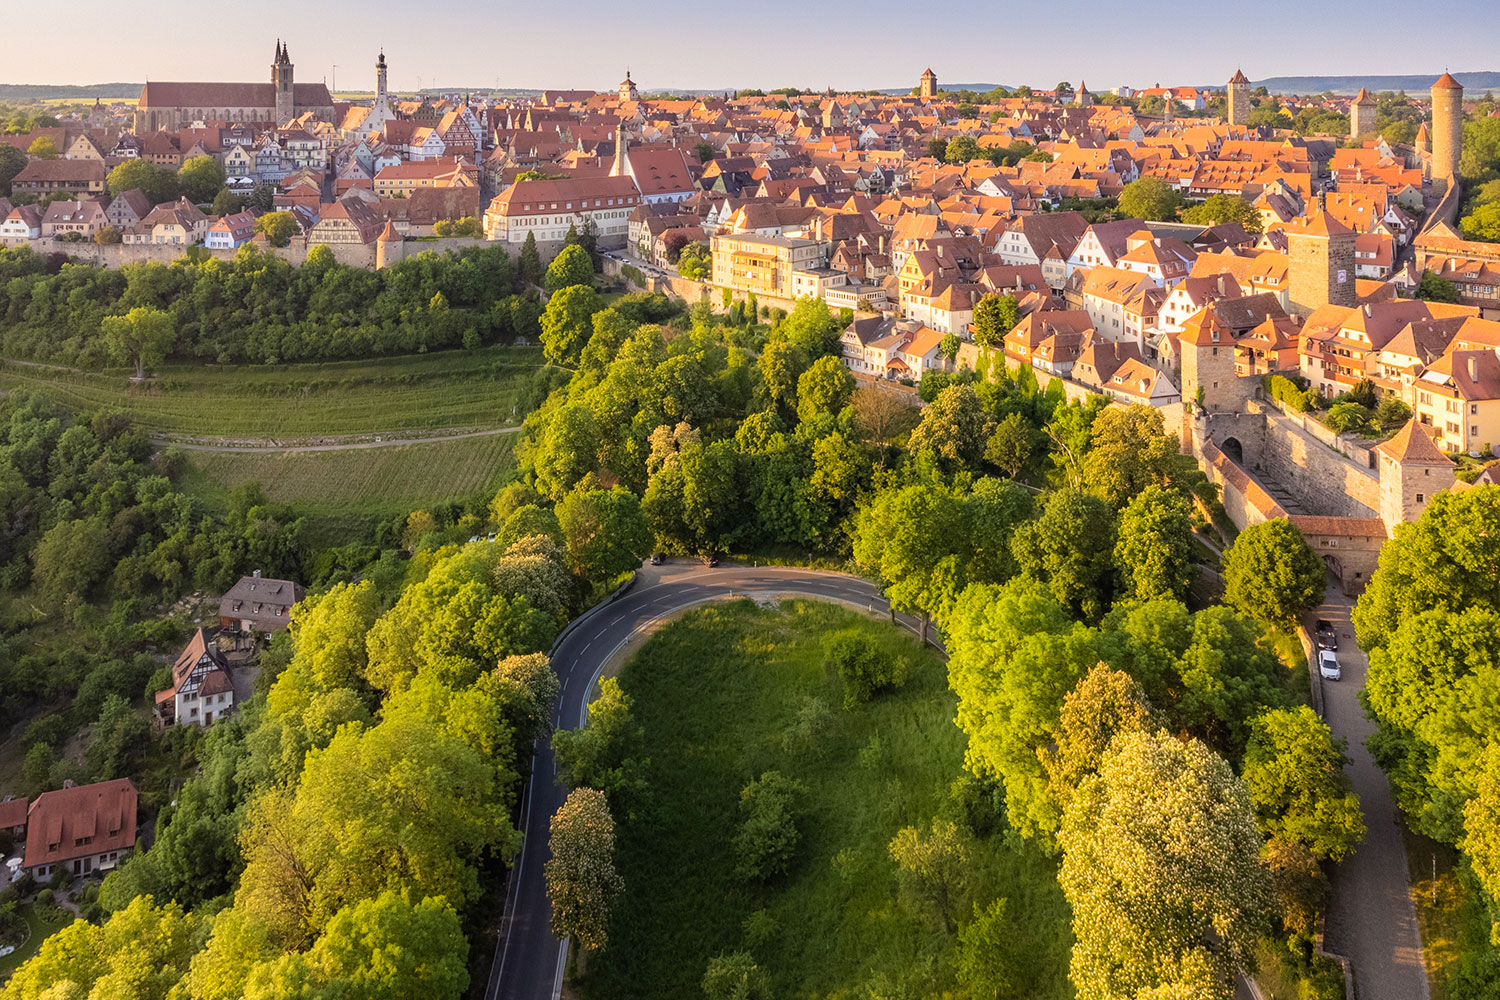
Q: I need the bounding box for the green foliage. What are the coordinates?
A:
[545,243,594,292]
[1267,374,1317,412]
[1180,193,1263,234]
[100,305,174,379]
[945,135,981,164]
[0,144,25,197]
[1042,663,1154,815]
[1012,488,1116,622]
[1059,730,1273,1000]
[702,952,771,1000]
[1083,404,1211,508]
[1417,270,1463,303]
[955,898,1022,999]
[519,230,544,286]
[1115,484,1197,602]
[253,211,296,247]
[1117,177,1184,221]
[177,155,225,204]
[540,283,604,365]
[734,771,806,881]
[1222,518,1326,626]
[1243,706,1366,861]
[823,628,909,708]
[1325,400,1374,435]
[972,293,1020,349]
[677,243,710,280]
[557,485,652,593]
[889,817,972,933]
[908,384,994,470]
[553,677,641,799]
[795,355,855,422]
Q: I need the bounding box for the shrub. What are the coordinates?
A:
[733,771,804,881]
[1325,401,1373,435]
[823,629,910,708]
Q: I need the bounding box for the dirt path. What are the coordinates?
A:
[151,425,522,454]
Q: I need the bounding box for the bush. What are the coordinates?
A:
[1267,374,1317,413]
[823,629,910,708]
[1325,401,1373,435]
[733,771,805,881]
[1376,395,1412,431]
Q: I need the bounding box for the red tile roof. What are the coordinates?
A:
[24,779,137,871]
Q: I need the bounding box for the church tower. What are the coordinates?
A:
[1350,87,1376,140]
[619,70,640,103]
[610,122,632,179]
[376,50,389,105]
[919,67,938,100]
[273,40,295,126]
[1227,68,1251,127]
[1077,81,1091,107]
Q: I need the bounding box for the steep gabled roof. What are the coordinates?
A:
[1374,418,1453,466]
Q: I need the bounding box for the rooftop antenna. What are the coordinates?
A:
[332,65,337,94]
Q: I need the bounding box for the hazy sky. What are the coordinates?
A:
[5,0,1497,91]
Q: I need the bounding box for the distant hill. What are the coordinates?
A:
[1252,72,1500,95]
[0,83,142,100]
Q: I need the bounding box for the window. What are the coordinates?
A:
[1416,493,1425,504]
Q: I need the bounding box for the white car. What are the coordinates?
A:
[1318,650,1342,681]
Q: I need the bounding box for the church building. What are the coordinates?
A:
[134,40,335,131]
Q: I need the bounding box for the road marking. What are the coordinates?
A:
[553,942,569,1000]
[492,746,542,999]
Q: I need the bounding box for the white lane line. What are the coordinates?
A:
[553,941,569,1000]
[493,747,540,997]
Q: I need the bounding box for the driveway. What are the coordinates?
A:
[1313,588,1429,1000]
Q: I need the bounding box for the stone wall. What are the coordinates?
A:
[3,235,500,272]
[1256,403,1380,517]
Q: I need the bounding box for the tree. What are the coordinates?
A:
[889,818,972,932]
[1243,706,1365,861]
[1043,663,1154,813]
[540,283,603,365]
[101,305,175,379]
[1059,730,1273,1000]
[677,243,710,280]
[702,953,770,1000]
[955,898,1022,999]
[254,210,298,248]
[926,138,949,161]
[557,486,652,591]
[545,243,594,292]
[0,144,27,197]
[178,155,226,204]
[972,293,1020,348]
[795,355,855,422]
[939,332,962,362]
[734,771,805,881]
[3,895,199,1000]
[545,787,624,952]
[211,187,246,216]
[985,411,1038,480]
[519,230,544,286]
[945,135,981,163]
[306,890,469,1000]
[1461,202,1500,243]
[26,136,58,159]
[757,336,807,410]
[107,158,179,204]
[93,225,121,245]
[1221,518,1325,626]
[1117,177,1184,222]
[1115,485,1197,602]
[850,386,917,444]
[908,384,993,470]
[552,677,639,797]
[1012,489,1117,622]
[30,515,112,604]
[1416,270,1462,303]
[693,141,716,162]
[1180,193,1263,234]
[1083,404,1208,508]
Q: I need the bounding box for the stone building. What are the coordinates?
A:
[1350,87,1376,139]
[133,40,335,130]
[919,68,938,100]
[1375,418,1457,531]
[1286,197,1356,317]
[1227,68,1251,127]
[1431,72,1464,197]
[618,71,640,103]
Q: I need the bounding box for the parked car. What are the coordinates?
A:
[649,553,664,566]
[706,554,719,568]
[1318,649,1342,681]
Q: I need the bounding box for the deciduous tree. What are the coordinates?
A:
[545,243,594,292]
[889,817,972,932]
[1116,177,1183,221]
[545,787,624,951]
[1222,518,1325,626]
[101,305,175,379]
[1115,484,1197,602]
[1243,706,1365,861]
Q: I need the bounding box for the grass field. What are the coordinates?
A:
[580,598,1071,1000]
[0,346,547,442]
[1405,827,1496,1000]
[0,902,72,981]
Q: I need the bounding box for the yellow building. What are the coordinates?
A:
[1412,348,1500,455]
[711,233,828,297]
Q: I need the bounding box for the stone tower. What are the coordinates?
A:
[376,50,388,105]
[375,219,404,270]
[1431,72,1464,197]
[1350,87,1376,139]
[919,68,938,100]
[1178,306,1237,413]
[1375,418,1455,534]
[273,40,295,126]
[1286,195,1356,317]
[1227,68,1251,126]
[1077,80,1091,107]
[1415,121,1431,154]
[609,122,632,178]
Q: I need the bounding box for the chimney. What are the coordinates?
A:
[1470,355,1479,382]
[253,568,261,578]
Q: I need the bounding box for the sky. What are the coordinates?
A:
[5,0,1498,92]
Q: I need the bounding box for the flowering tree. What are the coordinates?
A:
[545,787,624,951]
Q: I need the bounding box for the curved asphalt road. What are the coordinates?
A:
[485,563,921,1000]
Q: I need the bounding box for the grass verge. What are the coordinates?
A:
[0,346,545,441]
[579,598,1071,1000]
[1405,826,1497,1000]
[0,902,73,981]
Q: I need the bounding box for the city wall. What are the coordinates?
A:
[1200,404,1379,519]
[2,235,498,271]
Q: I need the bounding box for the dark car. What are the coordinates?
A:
[707,555,719,568]
[649,553,664,566]
[1315,619,1338,650]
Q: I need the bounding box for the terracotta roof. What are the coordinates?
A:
[1229,69,1251,85]
[0,797,26,829]
[23,779,137,871]
[1287,515,1387,538]
[1353,88,1376,106]
[139,81,333,111]
[1374,418,1453,466]
[1433,73,1463,91]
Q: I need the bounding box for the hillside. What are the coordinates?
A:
[1251,72,1500,95]
[0,82,142,99]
